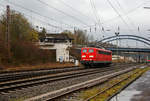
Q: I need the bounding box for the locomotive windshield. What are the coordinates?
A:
[82,49,87,53]
[89,49,94,53]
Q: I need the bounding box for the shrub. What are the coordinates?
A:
[11,41,55,65]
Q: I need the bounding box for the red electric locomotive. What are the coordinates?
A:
[80,47,112,67]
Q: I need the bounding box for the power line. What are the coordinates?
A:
[5,0,75,29]
[36,0,90,27]
[90,0,101,25]
[2,0,94,34]
[57,0,95,22]
[84,0,150,29]
[114,0,138,30]
[0,3,73,33]
[92,0,117,33]
[105,0,150,23]
[90,0,105,35]
[13,9,73,32]
[114,0,144,36]
[18,11,64,30]
[106,0,134,33]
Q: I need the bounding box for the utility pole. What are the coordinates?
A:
[6,5,11,60]
[144,7,150,63]
[115,32,119,62]
[74,27,77,46]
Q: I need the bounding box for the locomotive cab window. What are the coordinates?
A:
[98,50,111,55]
[107,52,111,55]
[98,51,104,54]
[82,49,87,53]
[89,49,94,53]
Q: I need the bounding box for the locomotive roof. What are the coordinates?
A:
[81,47,112,52]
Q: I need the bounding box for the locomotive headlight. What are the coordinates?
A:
[82,55,86,58]
[89,55,94,58]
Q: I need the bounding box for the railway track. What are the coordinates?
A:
[27,66,138,101]
[84,69,140,101]
[52,64,148,101]
[0,66,121,93]
[0,63,143,101]
[0,63,138,83]
[84,66,148,101]
[0,66,83,82]
[0,64,140,92]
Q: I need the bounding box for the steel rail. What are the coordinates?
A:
[0,66,83,82]
[84,69,142,101]
[0,67,115,92]
[0,63,135,83]
[0,63,140,93]
[25,65,137,101]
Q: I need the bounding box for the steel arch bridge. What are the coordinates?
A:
[98,35,150,46]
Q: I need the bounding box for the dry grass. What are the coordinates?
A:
[0,62,77,72]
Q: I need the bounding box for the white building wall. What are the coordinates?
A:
[39,40,72,62]
[55,42,71,62]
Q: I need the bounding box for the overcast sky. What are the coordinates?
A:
[0,0,150,47]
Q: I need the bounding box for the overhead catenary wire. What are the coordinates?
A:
[103,1,149,25]
[14,10,69,32]
[57,0,95,23]
[20,11,64,30]
[5,0,76,29]
[35,0,90,27]
[2,0,149,34]
[0,3,72,33]
[92,0,117,33]
[89,0,106,36]
[114,0,142,34]
[90,0,102,27]
[56,0,97,32]
[5,0,93,31]
[83,0,150,29]
[106,0,134,34]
